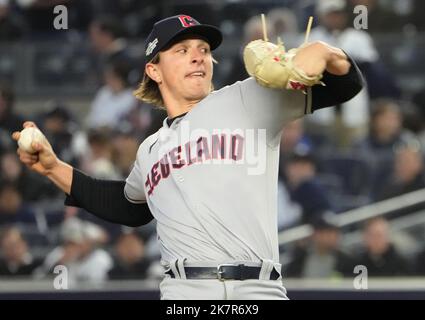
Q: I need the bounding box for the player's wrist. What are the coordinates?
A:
[45,159,66,177]
[45,159,73,195]
[326,49,351,76]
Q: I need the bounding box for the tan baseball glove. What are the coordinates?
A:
[243,39,324,91]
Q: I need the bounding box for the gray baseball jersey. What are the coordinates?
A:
[124,77,311,266]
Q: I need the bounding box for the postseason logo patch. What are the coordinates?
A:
[146,38,159,56]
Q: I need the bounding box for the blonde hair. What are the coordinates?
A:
[133,54,218,110]
[133,55,164,108]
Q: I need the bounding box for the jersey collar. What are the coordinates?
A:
[164,112,188,128]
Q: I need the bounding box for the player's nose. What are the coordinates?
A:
[190,48,204,64]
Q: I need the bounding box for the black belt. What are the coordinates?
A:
[166,264,280,281]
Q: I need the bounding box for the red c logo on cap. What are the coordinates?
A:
[178,15,197,28]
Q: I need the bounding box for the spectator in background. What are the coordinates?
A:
[355,217,410,276]
[307,0,371,143]
[0,83,23,134]
[279,119,315,166]
[86,60,137,130]
[80,128,121,179]
[400,101,424,138]
[89,15,131,67]
[284,218,354,278]
[0,182,36,226]
[40,104,79,166]
[36,217,112,287]
[355,100,415,155]
[309,0,400,144]
[284,153,332,224]
[120,100,165,145]
[312,0,377,66]
[354,99,417,199]
[71,127,125,242]
[0,150,59,201]
[222,15,275,86]
[267,7,300,49]
[0,226,42,276]
[312,0,400,100]
[108,232,151,280]
[111,128,140,177]
[277,120,317,229]
[375,144,425,201]
[276,180,302,231]
[0,0,26,42]
[88,0,157,38]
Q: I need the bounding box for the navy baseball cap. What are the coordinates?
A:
[144,14,223,63]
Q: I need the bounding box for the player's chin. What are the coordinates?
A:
[185,84,210,99]
[194,87,210,99]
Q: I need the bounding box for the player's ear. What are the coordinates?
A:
[145,63,162,84]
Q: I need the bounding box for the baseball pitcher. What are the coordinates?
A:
[13,14,363,299]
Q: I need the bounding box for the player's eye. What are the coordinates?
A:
[200,47,210,54]
[177,48,187,54]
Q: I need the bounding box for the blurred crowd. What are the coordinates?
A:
[1,0,425,284]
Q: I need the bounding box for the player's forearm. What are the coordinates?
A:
[64,169,154,227]
[311,54,364,110]
[45,160,73,195]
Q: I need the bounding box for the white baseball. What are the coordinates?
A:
[17,127,46,154]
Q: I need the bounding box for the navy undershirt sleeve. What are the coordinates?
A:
[64,169,154,227]
[311,54,365,111]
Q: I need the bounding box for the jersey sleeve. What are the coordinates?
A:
[124,145,147,204]
[238,78,311,144]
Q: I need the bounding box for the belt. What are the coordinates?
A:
[165,263,281,281]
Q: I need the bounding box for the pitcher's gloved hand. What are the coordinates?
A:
[243,39,324,92]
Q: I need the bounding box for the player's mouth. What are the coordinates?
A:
[186,71,206,78]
